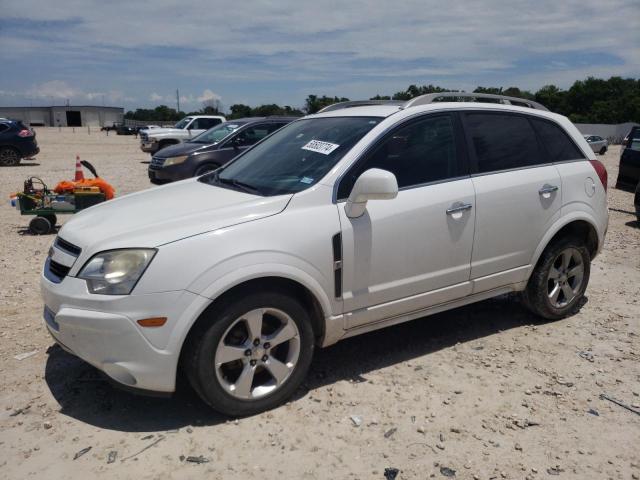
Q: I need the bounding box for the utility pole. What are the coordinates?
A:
[176,89,180,113]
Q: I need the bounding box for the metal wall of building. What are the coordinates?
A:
[0,106,123,127]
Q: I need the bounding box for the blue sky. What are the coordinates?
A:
[1,0,638,112]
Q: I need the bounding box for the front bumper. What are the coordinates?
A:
[40,273,207,393]
[148,159,193,183]
[140,141,158,153]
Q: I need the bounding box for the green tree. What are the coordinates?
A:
[304,95,350,114]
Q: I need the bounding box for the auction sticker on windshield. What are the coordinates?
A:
[302,139,340,155]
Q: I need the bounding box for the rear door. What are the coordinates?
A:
[462,111,562,293]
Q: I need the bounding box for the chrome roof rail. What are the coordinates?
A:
[404,92,549,111]
[317,100,405,113]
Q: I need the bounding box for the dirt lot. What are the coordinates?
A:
[0,128,638,480]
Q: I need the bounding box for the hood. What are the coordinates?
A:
[144,127,184,137]
[156,141,216,158]
[58,179,291,253]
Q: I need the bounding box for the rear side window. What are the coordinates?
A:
[464,113,543,173]
[531,118,585,162]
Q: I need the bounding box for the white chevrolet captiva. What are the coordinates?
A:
[42,93,608,415]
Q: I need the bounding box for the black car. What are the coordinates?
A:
[0,120,39,166]
[148,117,296,184]
[615,126,640,221]
[116,124,136,135]
[616,126,640,191]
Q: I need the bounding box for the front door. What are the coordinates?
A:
[337,113,475,329]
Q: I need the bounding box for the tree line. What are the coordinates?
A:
[125,76,639,124]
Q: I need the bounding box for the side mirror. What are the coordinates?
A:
[345,168,398,218]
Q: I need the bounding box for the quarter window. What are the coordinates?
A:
[338,114,459,198]
[530,118,585,162]
[465,113,543,173]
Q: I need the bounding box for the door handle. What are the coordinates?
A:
[538,184,559,195]
[446,203,473,215]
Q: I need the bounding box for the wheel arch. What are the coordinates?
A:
[528,215,600,277]
[177,274,329,376]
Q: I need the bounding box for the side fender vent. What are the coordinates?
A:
[332,233,342,298]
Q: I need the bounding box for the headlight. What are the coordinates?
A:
[164,155,188,166]
[78,249,156,295]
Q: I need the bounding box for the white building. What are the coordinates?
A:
[0,105,124,127]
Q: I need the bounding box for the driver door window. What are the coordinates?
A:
[338,114,462,199]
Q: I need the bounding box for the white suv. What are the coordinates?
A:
[41,93,608,415]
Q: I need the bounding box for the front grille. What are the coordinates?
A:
[55,237,81,256]
[46,236,81,282]
[140,132,148,141]
[49,259,71,278]
[150,156,166,169]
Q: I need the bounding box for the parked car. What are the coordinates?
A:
[101,123,121,132]
[635,183,640,222]
[116,125,136,135]
[0,119,39,166]
[139,115,226,154]
[583,134,608,154]
[148,117,295,184]
[41,93,608,416]
[616,126,640,192]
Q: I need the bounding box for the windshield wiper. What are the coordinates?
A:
[213,173,262,195]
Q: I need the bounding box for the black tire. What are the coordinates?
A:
[29,216,52,235]
[184,289,315,416]
[599,146,607,155]
[194,163,219,177]
[522,236,591,320]
[42,214,57,227]
[0,147,21,166]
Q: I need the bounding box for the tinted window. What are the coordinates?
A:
[465,113,543,173]
[530,118,584,162]
[0,123,9,133]
[338,114,459,198]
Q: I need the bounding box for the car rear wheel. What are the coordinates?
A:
[599,146,607,155]
[184,289,315,416]
[522,237,590,320]
[0,147,21,166]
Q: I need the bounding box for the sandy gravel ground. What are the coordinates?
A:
[0,128,638,480]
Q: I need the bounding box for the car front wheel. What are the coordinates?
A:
[184,289,315,416]
[522,237,591,320]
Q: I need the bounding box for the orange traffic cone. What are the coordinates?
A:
[74,155,84,181]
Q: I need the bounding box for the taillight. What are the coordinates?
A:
[18,129,34,137]
[589,159,608,192]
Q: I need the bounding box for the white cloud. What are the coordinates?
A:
[149,93,163,102]
[197,89,222,103]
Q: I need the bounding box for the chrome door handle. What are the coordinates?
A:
[446,203,473,215]
[539,184,559,195]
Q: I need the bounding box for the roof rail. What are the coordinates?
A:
[404,92,548,111]
[317,100,405,113]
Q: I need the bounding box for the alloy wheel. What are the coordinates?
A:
[214,308,300,400]
[0,148,20,166]
[547,247,584,308]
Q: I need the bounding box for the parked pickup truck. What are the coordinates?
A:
[139,115,226,154]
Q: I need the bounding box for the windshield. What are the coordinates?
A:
[190,122,244,144]
[174,117,192,129]
[200,116,381,196]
